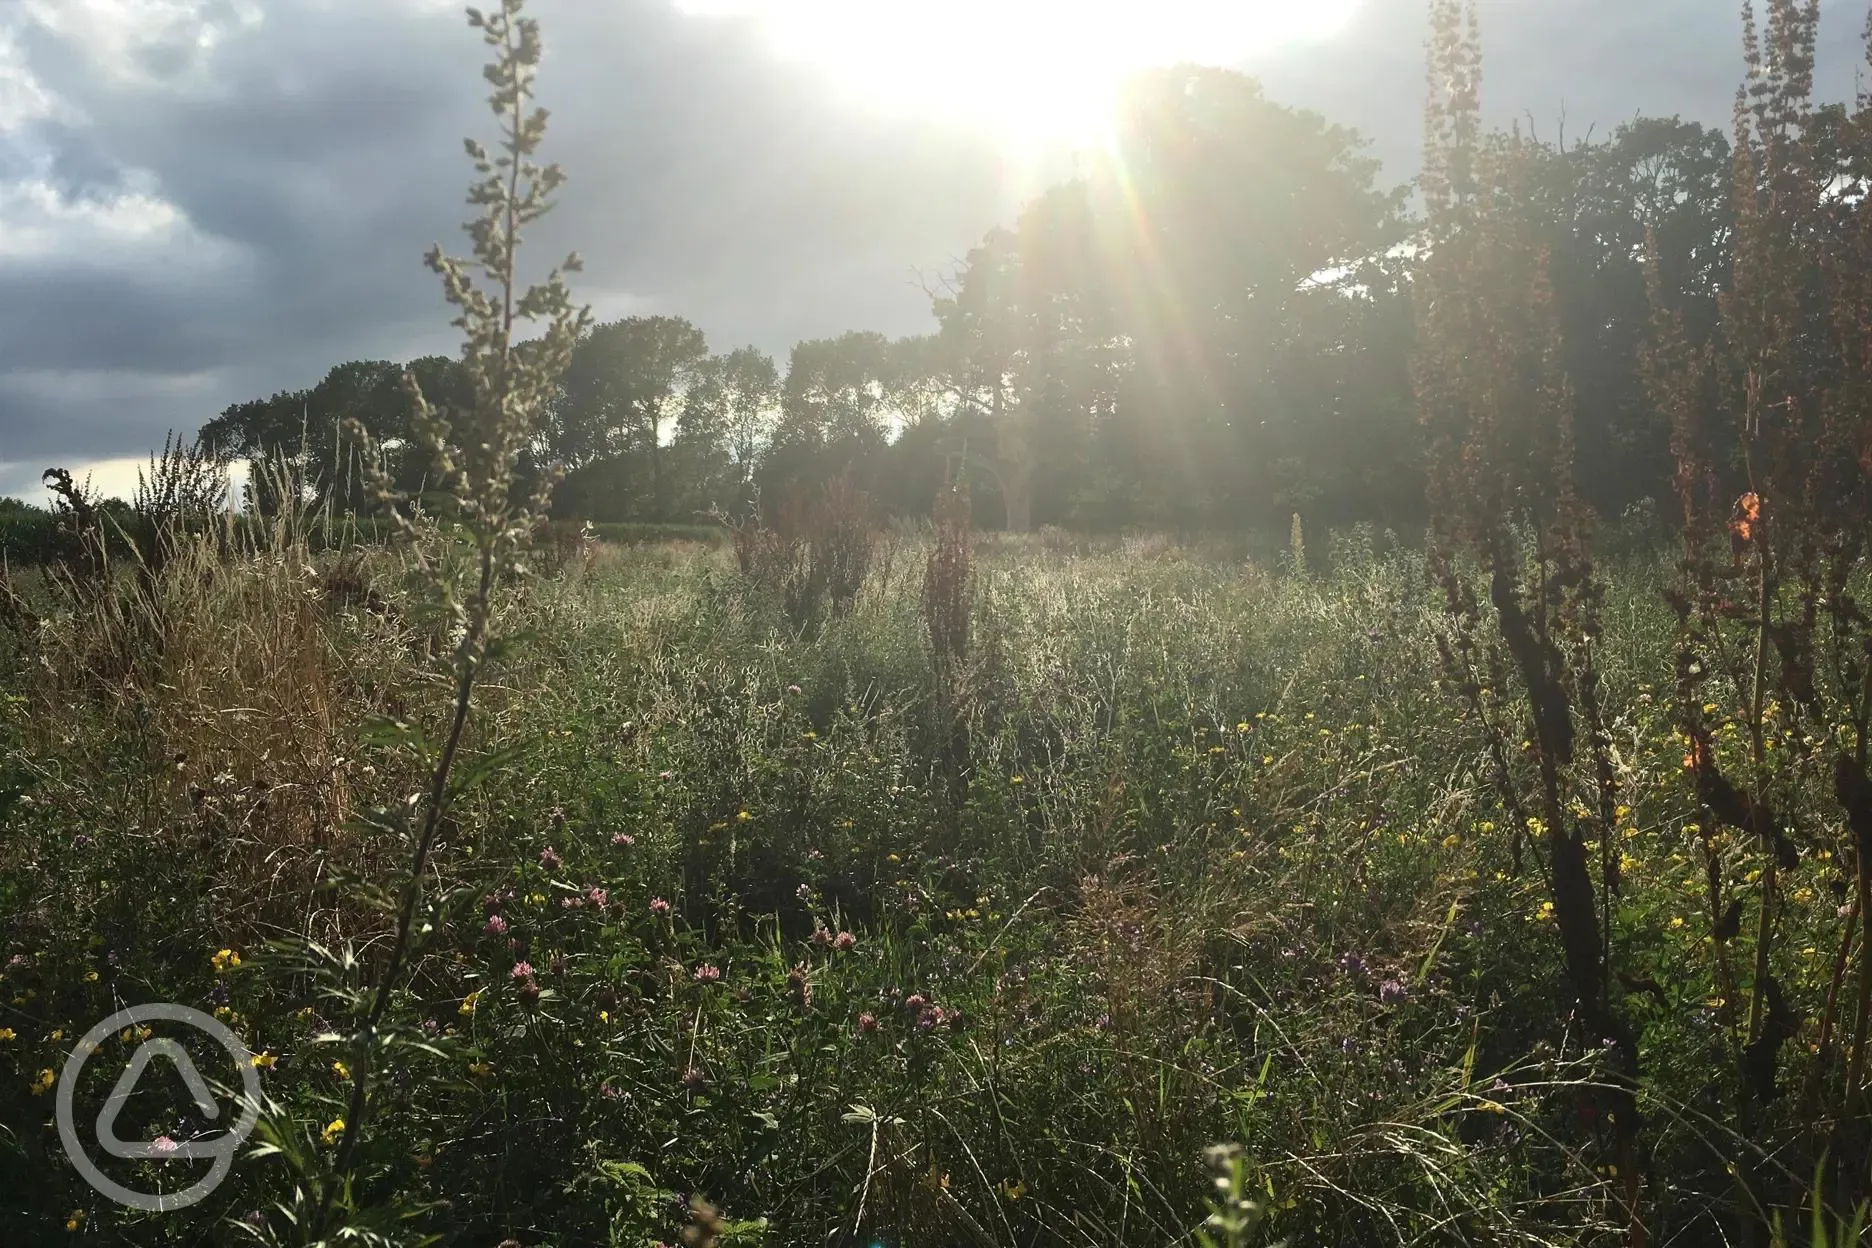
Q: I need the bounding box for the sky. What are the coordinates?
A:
[1,0,1867,502]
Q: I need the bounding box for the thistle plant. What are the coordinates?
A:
[253,1,589,1240]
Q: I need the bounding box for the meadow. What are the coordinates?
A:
[1,511,1859,1245]
[7,2,1872,1243]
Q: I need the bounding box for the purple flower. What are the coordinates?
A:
[585,886,609,908]
[787,684,802,696]
[649,897,671,917]
[692,963,721,983]
[510,961,535,980]
[560,895,583,909]
[811,926,832,947]
[611,832,636,847]
[483,914,509,937]
[856,1012,878,1034]
[658,770,673,781]
[539,846,562,871]
[832,931,856,952]
[1378,979,1408,1006]
[680,1066,708,1092]
[150,1135,179,1154]
[1338,952,1367,977]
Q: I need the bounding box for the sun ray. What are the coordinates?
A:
[674,0,1361,146]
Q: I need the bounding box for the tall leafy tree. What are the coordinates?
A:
[553,315,709,516]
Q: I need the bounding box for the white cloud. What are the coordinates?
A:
[19,0,264,90]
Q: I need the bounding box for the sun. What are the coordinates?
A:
[675,0,1362,147]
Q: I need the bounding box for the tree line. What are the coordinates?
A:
[184,66,1737,534]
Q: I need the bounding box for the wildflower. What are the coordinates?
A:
[787,963,812,1009]
[999,1178,1026,1202]
[468,1061,493,1077]
[332,1060,351,1080]
[736,810,752,822]
[511,961,535,980]
[856,1012,878,1035]
[211,948,241,972]
[65,1210,84,1232]
[833,931,856,952]
[539,846,562,870]
[904,993,928,1012]
[1534,901,1555,922]
[321,1118,345,1145]
[1668,916,1686,930]
[692,964,721,984]
[680,1066,708,1092]
[611,832,635,847]
[657,770,673,781]
[649,897,671,917]
[1337,952,1366,976]
[1441,833,1462,849]
[483,914,509,937]
[811,925,833,947]
[31,1068,55,1095]
[561,895,584,909]
[1379,979,1408,1006]
[0,1028,13,1041]
[787,684,802,696]
[1010,775,1024,785]
[586,886,609,908]
[150,1135,180,1155]
[459,989,482,1016]
[251,1051,277,1069]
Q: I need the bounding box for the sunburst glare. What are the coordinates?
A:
[674,0,1362,145]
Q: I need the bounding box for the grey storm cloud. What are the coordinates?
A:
[0,0,1866,497]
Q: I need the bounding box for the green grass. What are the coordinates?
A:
[0,525,1858,1245]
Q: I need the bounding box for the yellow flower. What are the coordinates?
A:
[251,1051,277,1069]
[332,1060,351,1081]
[999,1178,1026,1202]
[1669,916,1685,930]
[82,971,98,983]
[598,1010,610,1023]
[1476,1099,1507,1114]
[1441,833,1462,849]
[736,810,752,822]
[49,1028,63,1041]
[65,1210,84,1232]
[468,1061,494,1077]
[1477,821,1495,834]
[211,948,241,972]
[322,1118,346,1144]
[1236,722,1250,732]
[1534,901,1555,922]
[887,853,900,863]
[459,990,482,1016]
[1010,775,1024,785]
[31,1068,56,1095]
[0,1028,14,1042]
